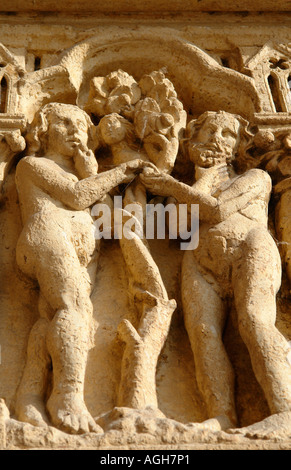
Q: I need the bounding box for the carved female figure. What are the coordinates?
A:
[141,110,291,432]
[15,102,146,434]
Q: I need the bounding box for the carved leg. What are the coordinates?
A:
[118,233,175,409]
[35,251,102,435]
[181,250,237,430]
[46,308,100,434]
[15,316,51,427]
[233,229,291,416]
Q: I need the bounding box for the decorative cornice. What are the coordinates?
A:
[1,0,291,13]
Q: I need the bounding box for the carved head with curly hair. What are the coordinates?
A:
[184,111,253,172]
[25,102,99,178]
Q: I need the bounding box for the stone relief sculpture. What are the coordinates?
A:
[6,81,291,440]
[0,25,291,449]
[14,102,154,434]
[141,110,291,433]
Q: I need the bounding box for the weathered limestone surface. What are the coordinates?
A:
[0,2,291,450]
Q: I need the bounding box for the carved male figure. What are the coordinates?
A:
[141,110,291,431]
[15,102,148,434]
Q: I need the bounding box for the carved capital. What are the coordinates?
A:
[0,115,26,195]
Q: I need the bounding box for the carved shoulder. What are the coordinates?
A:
[15,156,39,184]
[16,156,52,177]
[245,168,272,195]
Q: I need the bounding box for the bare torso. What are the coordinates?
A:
[193,170,273,295]
[16,157,98,276]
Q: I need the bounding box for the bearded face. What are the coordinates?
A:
[188,114,240,168]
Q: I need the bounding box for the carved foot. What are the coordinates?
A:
[97,408,236,442]
[15,393,49,428]
[97,406,170,436]
[47,392,103,434]
[188,415,235,432]
[227,412,291,440]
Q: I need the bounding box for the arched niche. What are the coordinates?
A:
[0,75,8,113]
[59,27,261,120]
[0,43,26,116]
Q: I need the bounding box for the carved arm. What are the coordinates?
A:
[140,168,271,224]
[16,156,140,210]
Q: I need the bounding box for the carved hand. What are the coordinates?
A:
[123,159,159,175]
[199,163,229,183]
[73,144,98,178]
[73,143,94,160]
[140,168,175,196]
